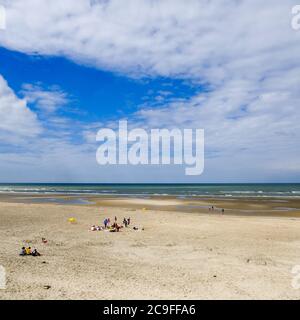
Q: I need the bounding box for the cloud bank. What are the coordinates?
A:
[0,0,299,182]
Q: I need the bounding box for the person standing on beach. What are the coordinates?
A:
[104,218,108,229]
[128,217,131,226]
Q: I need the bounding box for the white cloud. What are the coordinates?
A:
[0,0,297,79]
[0,75,41,138]
[21,83,69,113]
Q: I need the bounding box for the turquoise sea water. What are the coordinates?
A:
[0,183,300,198]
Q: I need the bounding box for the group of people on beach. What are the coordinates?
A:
[19,238,48,257]
[209,206,225,214]
[91,215,132,232]
[103,216,130,228]
[19,246,41,257]
[122,217,131,227]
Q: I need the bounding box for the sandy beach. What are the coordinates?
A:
[0,195,300,300]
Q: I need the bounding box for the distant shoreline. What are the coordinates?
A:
[1,192,300,218]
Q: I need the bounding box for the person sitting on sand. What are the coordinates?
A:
[32,248,41,257]
[90,225,97,231]
[112,222,123,232]
[42,237,48,244]
[25,247,32,255]
[19,247,26,256]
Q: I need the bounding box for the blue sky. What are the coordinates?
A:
[0,0,299,183]
[0,47,199,122]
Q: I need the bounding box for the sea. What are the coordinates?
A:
[0,183,300,198]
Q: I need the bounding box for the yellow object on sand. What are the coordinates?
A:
[68,217,77,223]
[142,207,147,211]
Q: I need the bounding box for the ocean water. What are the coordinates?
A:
[0,183,300,198]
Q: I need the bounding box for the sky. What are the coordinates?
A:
[0,0,300,183]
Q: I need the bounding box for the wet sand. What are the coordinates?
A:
[0,194,300,299]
